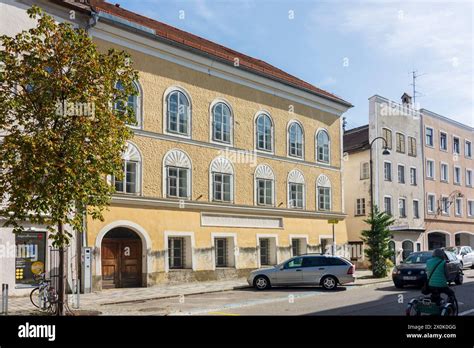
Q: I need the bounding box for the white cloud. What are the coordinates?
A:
[310,1,474,126]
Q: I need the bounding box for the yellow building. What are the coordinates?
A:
[85,1,352,289]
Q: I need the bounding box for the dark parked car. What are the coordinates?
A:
[392,250,463,288]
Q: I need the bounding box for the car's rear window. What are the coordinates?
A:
[327,258,348,266]
[404,253,431,264]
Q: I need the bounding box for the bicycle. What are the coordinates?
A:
[30,273,59,314]
[406,289,458,316]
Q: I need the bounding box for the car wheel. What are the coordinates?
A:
[321,275,338,290]
[254,275,271,290]
[455,272,463,285]
[394,281,404,289]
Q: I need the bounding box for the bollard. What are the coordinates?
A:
[1,284,8,315]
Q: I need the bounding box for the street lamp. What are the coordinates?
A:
[369,136,390,226]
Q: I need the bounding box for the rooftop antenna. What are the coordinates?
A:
[410,70,427,109]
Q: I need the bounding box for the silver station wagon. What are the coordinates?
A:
[248,254,355,290]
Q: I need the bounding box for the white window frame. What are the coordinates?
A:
[209,98,233,146]
[455,198,462,217]
[440,162,449,183]
[316,128,331,165]
[114,80,143,129]
[439,130,448,151]
[426,159,435,180]
[410,167,417,186]
[398,197,407,218]
[466,169,473,187]
[465,139,472,159]
[113,142,142,195]
[211,232,237,270]
[254,164,275,206]
[384,161,392,181]
[427,193,436,214]
[384,195,393,216]
[360,162,369,180]
[289,235,309,257]
[209,157,234,203]
[453,135,461,155]
[441,195,450,216]
[454,166,462,185]
[288,169,305,209]
[163,86,192,139]
[164,231,196,272]
[398,164,405,184]
[287,120,304,160]
[257,234,279,267]
[425,127,434,147]
[163,149,192,200]
[467,200,474,217]
[356,198,366,216]
[316,174,332,211]
[413,199,420,219]
[254,111,274,154]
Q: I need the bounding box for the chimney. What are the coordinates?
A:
[401,93,412,106]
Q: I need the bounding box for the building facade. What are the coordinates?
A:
[80,1,352,289]
[421,109,474,251]
[344,94,426,265]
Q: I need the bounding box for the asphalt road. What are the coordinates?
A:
[97,269,474,316]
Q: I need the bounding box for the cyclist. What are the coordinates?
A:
[426,248,455,305]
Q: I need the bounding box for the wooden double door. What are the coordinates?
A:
[101,239,142,288]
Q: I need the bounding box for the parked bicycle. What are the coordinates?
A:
[30,273,58,314]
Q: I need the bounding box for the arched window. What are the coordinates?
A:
[317,174,331,211]
[288,169,305,209]
[166,89,190,136]
[255,164,275,206]
[114,81,141,127]
[114,142,141,194]
[163,149,191,199]
[210,157,234,202]
[288,121,303,158]
[256,113,273,152]
[402,240,414,261]
[212,101,232,144]
[316,129,330,163]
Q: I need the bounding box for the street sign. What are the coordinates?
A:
[327,219,339,224]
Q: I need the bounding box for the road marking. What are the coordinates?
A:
[207,311,240,316]
[459,308,474,316]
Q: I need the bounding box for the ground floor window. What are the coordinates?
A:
[259,237,277,266]
[348,241,364,261]
[168,236,192,269]
[214,237,235,268]
[320,237,334,254]
[291,238,307,256]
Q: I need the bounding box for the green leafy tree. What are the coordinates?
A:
[0,6,137,315]
[361,206,395,278]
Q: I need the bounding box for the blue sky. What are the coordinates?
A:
[117,0,473,128]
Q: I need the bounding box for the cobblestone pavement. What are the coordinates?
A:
[4,270,390,315]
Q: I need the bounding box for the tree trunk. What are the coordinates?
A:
[57,221,65,316]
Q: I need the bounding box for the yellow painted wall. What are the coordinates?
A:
[343,149,370,241]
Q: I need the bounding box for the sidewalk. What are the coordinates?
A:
[5,270,391,314]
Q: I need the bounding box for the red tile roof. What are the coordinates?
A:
[86,0,351,107]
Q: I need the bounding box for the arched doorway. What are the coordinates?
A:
[402,240,414,260]
[101,227,142,288]
[428,232,448,250]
